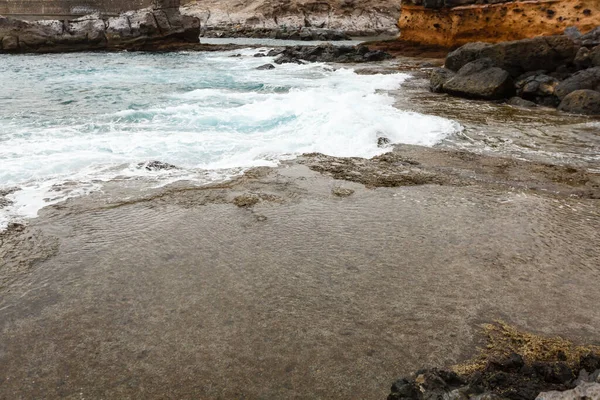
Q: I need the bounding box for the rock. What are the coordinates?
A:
[555,67,600,99]
[442,61,514,100]
[536,382,600,399]
[582,26,600,47]
[331,187,355,197]
[445,42,493,72]
[233,193,260,207]
[445,35,579,77]
[514,73,560,106]
[273,44,392,64]
[388,378,420,399]
[430,67,456,92]
[0,4,200,54]
[580,353,600,373]
[488,353,525,373]
[377,137,391,147]
[507,97,537,107]
[591,46,600,67]
[574,47,592,69]
[138,161,177,171]
[256,63,275,70]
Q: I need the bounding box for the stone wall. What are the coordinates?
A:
[399,0,599,47]
[0,0,184,19]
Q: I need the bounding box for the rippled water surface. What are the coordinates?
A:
[0,49,461,228]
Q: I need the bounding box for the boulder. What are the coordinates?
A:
[574,47,592,69]
[445,41,493,72]
[430,67,456,92]
[256,63,275,70]
[582,26,600,47]
[442,60,514,100]
[558,89,600,115]
[445,35,579,77]
[555,67,600,99]
[515,73,560,106]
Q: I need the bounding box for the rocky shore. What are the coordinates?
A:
[388,322,600,400]
[0,1,200,53]
[430,27,600,115]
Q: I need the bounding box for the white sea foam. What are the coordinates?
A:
[0,50,462,229]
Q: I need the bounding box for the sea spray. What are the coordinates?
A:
[0,49,462,229]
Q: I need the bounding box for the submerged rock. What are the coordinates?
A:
[507,97,537,108]
[256,63,276,70]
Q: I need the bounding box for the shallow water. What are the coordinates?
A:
[0,49,461,228]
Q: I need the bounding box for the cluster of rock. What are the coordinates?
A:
[0,3,200,53]
[256,44,391,67]
[430,27,600,115]
[202,26,350,41]
[388,352,600,400]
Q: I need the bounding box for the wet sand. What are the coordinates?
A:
[1,66,600,399]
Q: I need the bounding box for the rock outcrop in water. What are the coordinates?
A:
[430,27,600,115]
[0,0,200,53]
[267,44,391,64]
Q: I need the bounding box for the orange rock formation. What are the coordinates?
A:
[399,0,599,47]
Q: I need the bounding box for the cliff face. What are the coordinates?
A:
[399,0,599,47]
[182,0,402,37]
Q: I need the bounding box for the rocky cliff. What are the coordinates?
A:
[181,0,401,37]
[399,0,599,47]
[0,0,200,53]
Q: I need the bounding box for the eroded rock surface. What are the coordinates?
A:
[0,2,200,53]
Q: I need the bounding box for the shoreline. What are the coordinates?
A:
[1,42,600,398]
[1,142,599,398]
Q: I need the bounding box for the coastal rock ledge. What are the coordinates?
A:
[430,27,600,115]
[0,0,200,53]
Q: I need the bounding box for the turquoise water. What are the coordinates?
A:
[0,48,461,227]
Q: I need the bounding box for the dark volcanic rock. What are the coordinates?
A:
[582,26,600,47]
[558,89,600,115]
[580,353,600,373]
[0,5,200,54]
[591,46,600,67]
[256,63,276,70]
[430,67,456,92]
[387,353,587,400]
[442,60,514,100]
[445,41,493,72]
[445,35,578,77]
[273,44,391,64]
[554,67,600,99]
[515,74,560,106]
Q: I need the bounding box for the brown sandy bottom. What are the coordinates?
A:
[1,143,600,399]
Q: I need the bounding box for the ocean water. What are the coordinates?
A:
[0,48,462,229]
